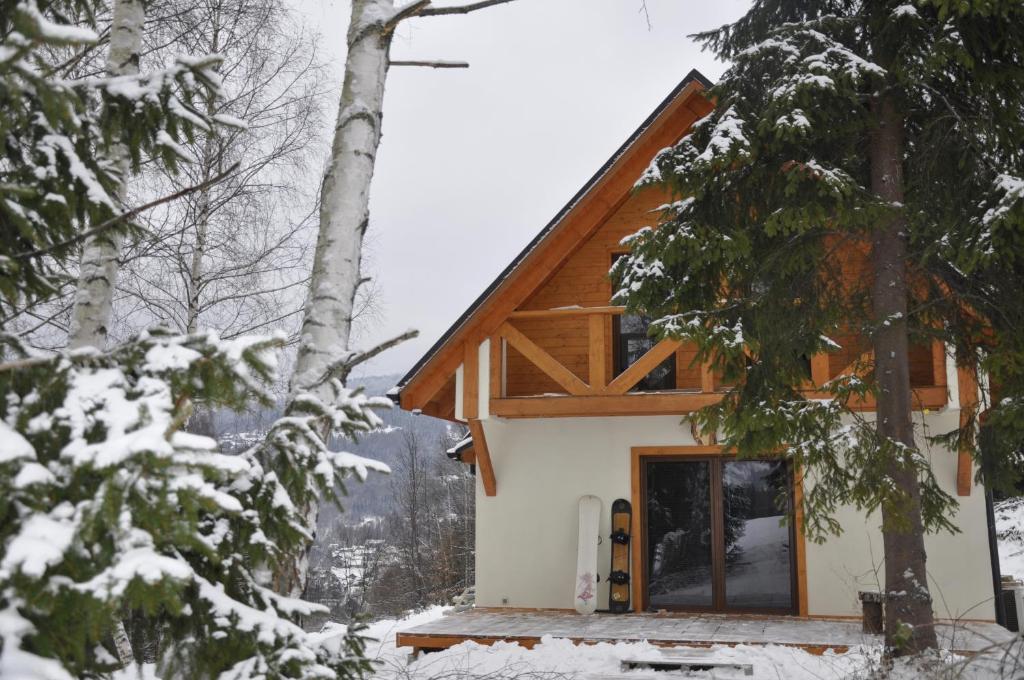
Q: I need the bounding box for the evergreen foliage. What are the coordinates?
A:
[614,0,1024,537]
[0,2,389,677]
[612,0,1024,651]
[0,330,387,678]
[0,0,218,307]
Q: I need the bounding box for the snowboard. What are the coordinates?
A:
[574,494,602,614]
[608,498,632,613]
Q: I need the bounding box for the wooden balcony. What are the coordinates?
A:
[485,306,951,419]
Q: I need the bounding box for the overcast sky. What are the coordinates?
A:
[297,0,750,379]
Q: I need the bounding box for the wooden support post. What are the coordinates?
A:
[956,362,979,497]
[588,313,607,391]
[467,419,496,496]
[793,465,809,617]
[463,341,478,420]
[810,354,830,387]
[932,340,947,388]
[700,358,715,393]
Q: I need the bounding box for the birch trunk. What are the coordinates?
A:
[282,0,514,598]
[280,0,395,599]
[290,0,394,398]
[67,0,145,349]
[185,99,221,335]
[869,93,938,655]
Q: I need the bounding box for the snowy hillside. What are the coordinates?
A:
[996,498,1024,580]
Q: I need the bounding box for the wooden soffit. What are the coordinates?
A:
[399,70,715,411]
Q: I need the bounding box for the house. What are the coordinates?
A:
[392,70,1002,625]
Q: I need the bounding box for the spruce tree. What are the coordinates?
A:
[613,0,1024,655]
[1,2,388,677]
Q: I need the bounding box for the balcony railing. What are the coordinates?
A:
[487,306,950,419]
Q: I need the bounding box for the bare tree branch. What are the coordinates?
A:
[416,0,517,17]
[309,329,420,390]
[386,0,431,28]
[16,163,240,262]
[638,0,651,31]
[389,60,469,68]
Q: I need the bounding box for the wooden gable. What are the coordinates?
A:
[397,69,949,426]
[505,186,705,397]
[398,72,716,415]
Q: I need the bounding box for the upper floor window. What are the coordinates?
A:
[613,313,677,391]
[612,253,675,391]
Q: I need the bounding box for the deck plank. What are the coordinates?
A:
[396,608,1015,655]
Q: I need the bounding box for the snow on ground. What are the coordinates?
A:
[363,608,1023,680]
[996,497,1024,580]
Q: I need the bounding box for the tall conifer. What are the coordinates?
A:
[614,0,1024,654]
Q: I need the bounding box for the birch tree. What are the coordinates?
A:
[63,0,141,349]
[116,0,327,344]
[281,0,516,597]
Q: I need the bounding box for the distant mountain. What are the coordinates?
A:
[207,373,462,530]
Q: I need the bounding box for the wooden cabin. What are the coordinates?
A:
[393,70,1000,625]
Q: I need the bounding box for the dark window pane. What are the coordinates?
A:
[616,314,675,391]
[722,460,793,610]
[646,461,713,608]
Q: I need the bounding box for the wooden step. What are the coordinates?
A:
[620,655,754,676]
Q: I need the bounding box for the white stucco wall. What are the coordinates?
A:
[473,411,997,621]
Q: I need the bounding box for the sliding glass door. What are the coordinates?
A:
[643,457,796,614]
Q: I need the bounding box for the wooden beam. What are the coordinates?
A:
[836,349,874,380]
[492,392,720,418]
[463,341,479,421]
[956,362,979,497]
[498,322,591,396]
[604,338,682,395]
[588,314,607,391]
[630,449,644,611]
[932,340,947,388]
[490,385,950,419]
[810,354,830,387]
[700,358,715,393]
[793,465,809,617]
[467,419,496,496]
[508,306,626,319]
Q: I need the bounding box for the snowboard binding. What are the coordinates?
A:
[609,570,630,586]
[610,529,630,545]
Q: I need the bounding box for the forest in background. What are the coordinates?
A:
[207,373,475,627]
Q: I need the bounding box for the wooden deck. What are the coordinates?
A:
[396,608,1016,656]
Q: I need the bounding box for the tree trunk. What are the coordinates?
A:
[66,0,145,664]
[290,0,393,397]
[868,93,938,655]
[185,122,219,335]
[281,0,395,598]
[67,0,145,349]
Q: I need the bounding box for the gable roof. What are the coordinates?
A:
[395,69,714,412]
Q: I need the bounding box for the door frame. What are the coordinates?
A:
[630,445,809,616]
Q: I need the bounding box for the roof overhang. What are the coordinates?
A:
[394,69,714,414]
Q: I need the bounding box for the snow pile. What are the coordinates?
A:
[996,497,1024,580]
[362,608,1022,680]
